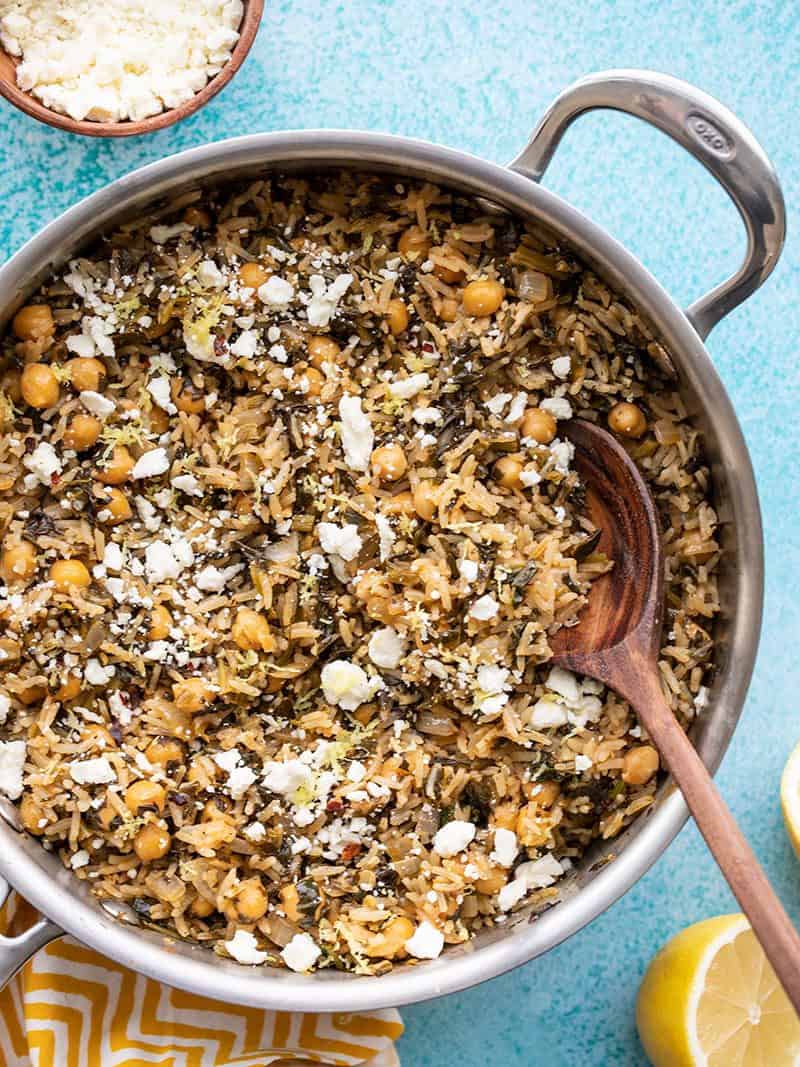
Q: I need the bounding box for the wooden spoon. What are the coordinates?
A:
[551,418,800,1012]
[0,0,263,138]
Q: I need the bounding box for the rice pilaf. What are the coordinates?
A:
[0,172,720,973]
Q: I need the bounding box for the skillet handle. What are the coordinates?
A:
[0,875,62,990]
[509,69,786,340]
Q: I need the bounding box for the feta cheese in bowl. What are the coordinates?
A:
[0,0,264,136]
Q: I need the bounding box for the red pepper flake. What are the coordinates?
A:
[50,473,60,485]
[340,842,361,862]
[326,798,344,814]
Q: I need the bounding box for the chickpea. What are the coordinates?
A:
[20,795,47,835]
[18,683,46,706]
[520,407,557,444]
[172,676,214,715]
[171,377,205,415]
[474,869,507,895]
[64,413,101,451]
[97,446,134,485]
[0,541,37,584]
[67,357,106,393]
[183,206,211,229]
[622,745,659,786]
[515,802,549,849]
[524,780,561,807]
[0,638,21,662]
[307,335,341,368]
[365,916,415,959]
[50,559,90,592]
[412,480,440,522]
[20,363,59,409]
[462,279,505,318]
[386,299,409,336]
[398,226,430,259]
[125,780,166,815]
[233,880,268,922]
[145,736,184,769]
[56,674,81,702]
[608,401,647,439]
[280,884,300,923]
[382,490,415,517]
[372,443,408,482]
[12,304,54,342]
[302,367,324,397]
[148,604,172,641]
[493,455,523,490]
[238,262,271,290]
[134,823,172,862]
[431,252,466,284]
[99,488,132,525]
[148,405,170,434]
[190,895,215,918]
[491,801,518,831]
[83,724,116,750]
[438,297,459,323]
[231,607,276,652]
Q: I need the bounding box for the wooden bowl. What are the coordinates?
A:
[0,1,264,137]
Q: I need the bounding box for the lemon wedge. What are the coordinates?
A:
[637,914,800,1066]
[781,741,800,857]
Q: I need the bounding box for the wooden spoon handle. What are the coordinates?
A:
[635,677,800,1014]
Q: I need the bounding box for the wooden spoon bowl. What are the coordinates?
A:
[554,418,800,1014]
[0,0,264,137]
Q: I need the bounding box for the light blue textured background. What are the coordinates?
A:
[1,2,798,1064]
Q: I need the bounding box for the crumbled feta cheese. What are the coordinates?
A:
[516,853,564,888]
[317,522,363,562]
[546,667,580,703]
[321,660,382,711]
[347,760,367,783]
[306,273,353,327]
[196,259,225,289]
[490,828,518,868]
[527,698,569,729]
[475,664,511,715]
[225,929,268,966]
[69,756,116,785]
[84,658,114,686]
[458,558,479,583]
[101,542,123,572]
[262,759,312,796]
[144,540,192,583]
[281,933,321,972]
[171,473,203,497]
[498,878,528,911]
[338,395,374,472]
[405,921,445,960]
[375,512,396,562]
[368,627,406,669]
[551,355,571,379]
[23,441,61,486]
[486,392,512,416]
[412,406,442,425]
[244,822,266,842]
[541,396,573,420]
[505,392,528,424]
[213,749,256,797]
[574,754,593,772]
[0,693,10,724]
[0,740,25,798]
[195,563,244,592]
[70,849,90,869]
[230,330,259,358]
[432,819,475,857]
[268,342,287,363]
[469,594,499,621]
[79,391,115,418]
[548,438,575,473]
[520,469,542,488]
[258,276,294,306]
[389,373,430,400]
[132,447,170,480]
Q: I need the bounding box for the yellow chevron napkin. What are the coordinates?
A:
[0,893,402,1067]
